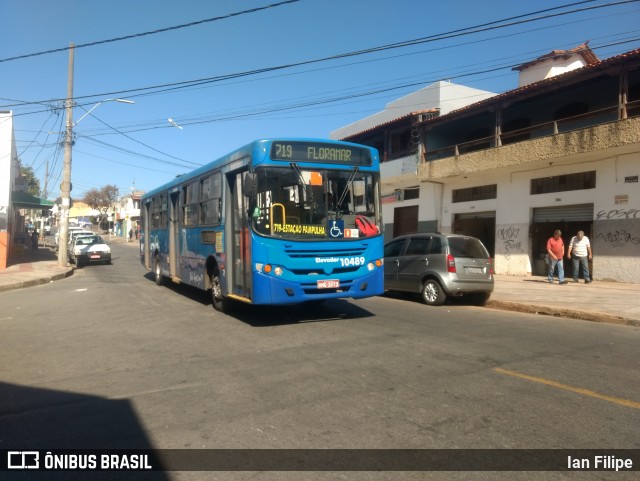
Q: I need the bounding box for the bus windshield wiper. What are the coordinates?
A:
[336,166,358,214]
[290,162,316,209]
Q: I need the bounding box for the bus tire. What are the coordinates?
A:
[154,255,163,286]
[211,270,228,313]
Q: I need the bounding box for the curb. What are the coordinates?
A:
[485,300,640,327]
[0,268,73,293]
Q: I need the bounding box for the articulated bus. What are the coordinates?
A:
[140,138,384,312]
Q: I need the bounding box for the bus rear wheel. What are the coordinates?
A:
[154,256,163,286]
[211,271,228,313]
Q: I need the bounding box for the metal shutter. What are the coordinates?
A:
[532,204,594,223]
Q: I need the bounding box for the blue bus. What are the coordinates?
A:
[140,139,384,312]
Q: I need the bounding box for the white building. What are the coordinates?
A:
[115,191,143,238]
[0,111,18,268]
[331,81,496,238]
[333,45,640,283]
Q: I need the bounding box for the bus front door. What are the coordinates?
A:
[169,191,180,279]
[226,171,252,302]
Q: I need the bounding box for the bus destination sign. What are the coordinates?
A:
[270,141,372,166]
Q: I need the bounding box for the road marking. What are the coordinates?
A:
[74,288,88,292]
[493,367,640,409]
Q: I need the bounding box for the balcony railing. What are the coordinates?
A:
[424,101,640,162]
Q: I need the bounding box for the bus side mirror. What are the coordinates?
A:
[243,173,257,196]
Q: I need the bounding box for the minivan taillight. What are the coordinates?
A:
[447,254,456,273]
[489,257,494,275]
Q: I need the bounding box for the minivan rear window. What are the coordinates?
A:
[447,237,488,258]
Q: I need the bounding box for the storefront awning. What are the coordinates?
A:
[11,191,55,209]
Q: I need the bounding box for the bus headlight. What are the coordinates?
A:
[274,266,283,276]
[367,259,383,271]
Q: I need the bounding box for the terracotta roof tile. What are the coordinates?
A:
[513,42,599,71]
[430,48,640,124]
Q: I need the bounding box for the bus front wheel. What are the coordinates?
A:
[211,271,228,313]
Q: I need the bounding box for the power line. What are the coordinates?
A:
[91,36,640,135]
[74,105,200,166]
[3,0,636,110]
[11,1,640,181]
[0,0,301,64]
[75,21,640,137]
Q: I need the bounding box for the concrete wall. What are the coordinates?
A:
[420,120,640,282]
[591,153,640,282]
[518,57,587,87]
[0,111,17,269]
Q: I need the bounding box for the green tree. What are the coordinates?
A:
[83,185,119,228]
[17,159,40,196]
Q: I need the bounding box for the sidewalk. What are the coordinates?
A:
[0,242,73,292]
[486,274,640,327]
[1,244,638,327]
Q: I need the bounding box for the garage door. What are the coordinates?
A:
[393,205,418,237]
[532,204,593,223]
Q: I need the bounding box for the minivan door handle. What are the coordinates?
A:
[423,258,429,265]
[395,259,400,266]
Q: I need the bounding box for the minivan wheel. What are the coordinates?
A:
[422,279,446,306]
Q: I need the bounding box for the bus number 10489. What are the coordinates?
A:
[340,257,365,267]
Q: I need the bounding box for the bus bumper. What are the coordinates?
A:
[252,270,384,305]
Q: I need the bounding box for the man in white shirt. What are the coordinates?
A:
[567,230,592,283]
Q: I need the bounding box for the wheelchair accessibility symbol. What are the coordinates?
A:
[329,220,344,238]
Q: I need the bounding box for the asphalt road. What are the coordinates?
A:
[1,241,639,481]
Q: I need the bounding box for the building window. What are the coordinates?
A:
[452,184,497,203]
[389,126,412,159]
[502,117,531,145]
[403,186,420,200]
[461,127,492,153]
[530,171,596,195]
[358,132,385,162]
[553,102,589,120]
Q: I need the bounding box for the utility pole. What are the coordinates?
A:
[58,43,74,267]
[43,159,49,199]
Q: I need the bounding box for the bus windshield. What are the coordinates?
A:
[251,166,380,240]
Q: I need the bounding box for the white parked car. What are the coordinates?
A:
[70,235,111,266]
[55,226,85,246]
[67,229,94,247]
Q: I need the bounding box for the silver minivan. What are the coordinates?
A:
[384,233,494,306]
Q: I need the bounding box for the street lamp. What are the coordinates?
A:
[57,47,135,267]
[74,98,136,126]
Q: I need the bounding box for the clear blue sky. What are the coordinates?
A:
[2,0,639,201]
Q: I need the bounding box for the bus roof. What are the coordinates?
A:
[142,138,379,201]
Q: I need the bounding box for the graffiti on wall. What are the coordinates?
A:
[593,212,640,256]
[596,208,640,220]
[496,225,523,260]
[597,230,640,248]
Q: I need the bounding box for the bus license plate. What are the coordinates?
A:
[317,279,340,289]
